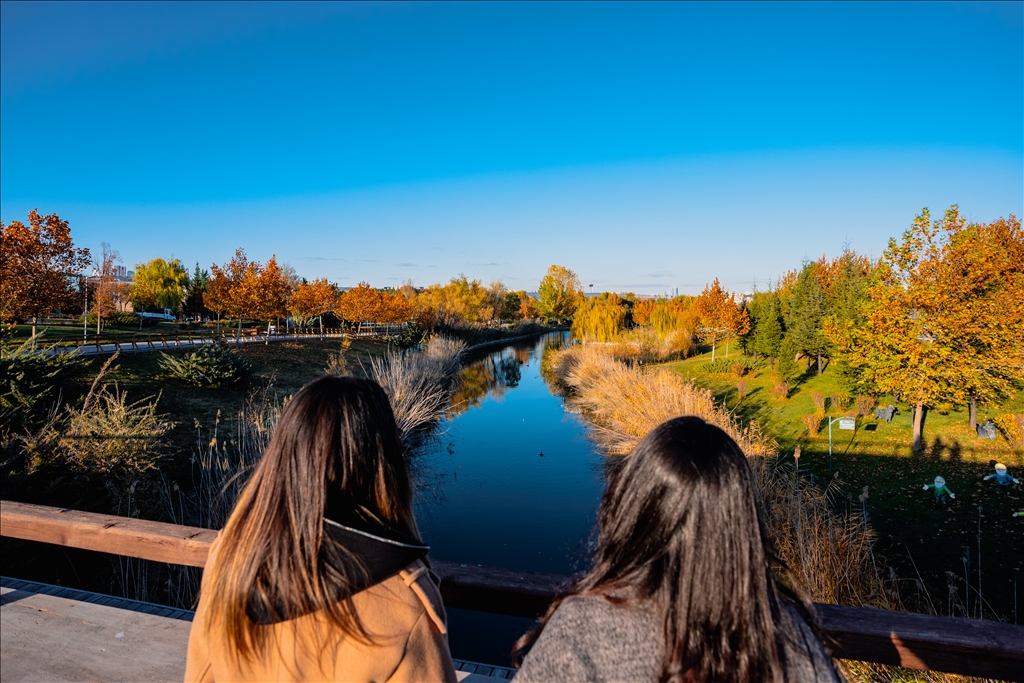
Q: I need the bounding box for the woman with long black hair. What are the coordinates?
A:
[185,376,456,682]
[514,416,843,683]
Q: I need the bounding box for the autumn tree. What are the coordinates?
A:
[378,289,415,332]
[935,213,1024,429]
[204,248,260,339]
[828,207,986,451]
[416,276,492,327]
[289,278,338,336]
[252,256,291,334]
[538,265,584,322]
[632,299,657,327]
[694,279,749,361]
[517,291,540,320]
[130,258,188,313]
[336,282,381,334]
[0,209,91,338]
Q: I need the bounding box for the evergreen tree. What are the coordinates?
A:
[182,263,210,320]
[752,291,784,370]
[786,262,829,375]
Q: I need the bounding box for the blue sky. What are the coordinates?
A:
[2,1,1021,294]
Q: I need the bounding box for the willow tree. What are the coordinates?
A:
[571,294,626,342]
[131,258,188,313]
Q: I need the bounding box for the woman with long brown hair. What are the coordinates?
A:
[514,416,843,683]
[185,376,456,682]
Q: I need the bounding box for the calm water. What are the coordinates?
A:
[412,332,609,663]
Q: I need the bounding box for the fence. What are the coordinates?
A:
[1,500,1021,680]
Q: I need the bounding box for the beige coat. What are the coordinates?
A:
[185,547,457,683]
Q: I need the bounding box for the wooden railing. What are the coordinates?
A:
[2,501,1021,680]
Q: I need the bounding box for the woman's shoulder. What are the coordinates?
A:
[516,596,661,683]
[358,560,448,635]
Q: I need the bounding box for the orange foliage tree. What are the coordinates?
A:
[204,248,261,339]
[336,282,381,334]
[694,279,750,361]
[0,209,91,338]
[632,299,657,326]
[289,278,338,336]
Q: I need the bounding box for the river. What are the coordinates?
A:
[412,332,609,664]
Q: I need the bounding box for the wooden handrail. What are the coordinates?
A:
[2,500,1021,680]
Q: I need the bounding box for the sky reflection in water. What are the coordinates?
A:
[413,332,608,576]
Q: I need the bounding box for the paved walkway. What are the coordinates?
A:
[51,332,351,357]
[0,577,513,682]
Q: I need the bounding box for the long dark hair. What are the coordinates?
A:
[515,416,815,683]
[205,375,420,663]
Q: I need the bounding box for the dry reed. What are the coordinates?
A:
[367,336,465,444]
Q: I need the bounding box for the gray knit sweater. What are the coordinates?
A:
[514,596,845,683]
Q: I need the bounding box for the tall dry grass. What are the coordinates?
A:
[367,336,465,444]
[549,345,774,457]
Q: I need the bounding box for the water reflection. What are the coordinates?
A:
[414,332,607,575]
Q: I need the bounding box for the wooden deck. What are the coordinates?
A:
[0,577,513,682]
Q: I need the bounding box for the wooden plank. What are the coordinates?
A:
[816,603,1024,681]
[1,500,217,567]
[432,560,568,619]
[2,500,1022,678]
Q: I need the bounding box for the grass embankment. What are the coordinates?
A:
[665,350,1023,628]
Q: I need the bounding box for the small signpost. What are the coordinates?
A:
[828,416,857,475]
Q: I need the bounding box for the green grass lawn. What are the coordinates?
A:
[665,349,1023,623]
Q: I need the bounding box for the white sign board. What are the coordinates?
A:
[839,418,856,431]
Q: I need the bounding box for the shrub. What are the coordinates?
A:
[0,339,87,434]
[736,380,748,401]
[855,395,875,417]
[731,363,747,377]
[802,413,821,437]
[61,385,172,479]
[158,343,250,387]
[768,381,789,400]
[810,392,826,418]
[324,339,353,376]
[992,414,1024,449]
[830,393,849,413]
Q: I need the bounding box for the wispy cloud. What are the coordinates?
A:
[299,256,347,261]
[395,262,418,267]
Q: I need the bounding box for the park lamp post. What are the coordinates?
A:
[827,415,857,476]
